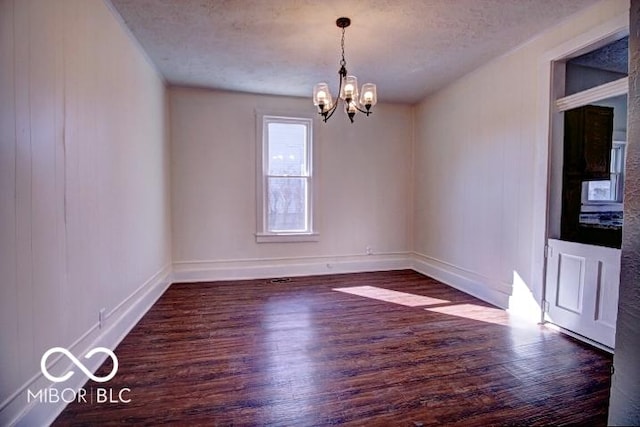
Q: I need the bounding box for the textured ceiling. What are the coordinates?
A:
[109,0,600,103]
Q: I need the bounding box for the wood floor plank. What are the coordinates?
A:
[54,270,612,426]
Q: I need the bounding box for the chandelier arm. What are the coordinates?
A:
[353,104,372,115]
[324,101,339,122]
[324,69,344,122]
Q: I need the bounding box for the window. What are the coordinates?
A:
[581,141,626,204]
[256,115,317,243]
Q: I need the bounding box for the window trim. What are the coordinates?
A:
[581,140,627,206]
[255,112,318,243]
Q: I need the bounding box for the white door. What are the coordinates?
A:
[545,238,621,348]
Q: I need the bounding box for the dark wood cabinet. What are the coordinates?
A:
[561,104,620,248]
[563,105,613,179]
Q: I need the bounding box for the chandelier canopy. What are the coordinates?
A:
[313,17,377,123]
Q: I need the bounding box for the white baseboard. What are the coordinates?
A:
[410,252,511,309]
[173,253,513,311]
[172,252,412,283]
[2,264,172,427]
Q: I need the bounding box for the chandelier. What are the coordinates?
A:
[313,17,377,123]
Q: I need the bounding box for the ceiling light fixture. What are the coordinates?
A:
[313,17,377,124]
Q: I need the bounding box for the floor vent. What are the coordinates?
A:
[269,278,292,284]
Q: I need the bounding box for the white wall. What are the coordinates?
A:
[565,63,627,96]
[412,0,629,308]
[594,94,628,140]
[0,0,171,424]
[609,0,640,422]
[170,88,412,280]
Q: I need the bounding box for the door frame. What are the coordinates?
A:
[532,13,629,328]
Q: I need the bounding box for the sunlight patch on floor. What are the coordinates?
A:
[425,303,510,326]
[333,285,449,307]
[332,285,534,327]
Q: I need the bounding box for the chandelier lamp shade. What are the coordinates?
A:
[313,17,377,123]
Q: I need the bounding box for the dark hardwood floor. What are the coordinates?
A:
[54,270,612,426]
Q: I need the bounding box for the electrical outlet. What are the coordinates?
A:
[366,246,373,255]
[99,308,106,329]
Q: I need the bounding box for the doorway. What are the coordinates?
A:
[544,33,628,350]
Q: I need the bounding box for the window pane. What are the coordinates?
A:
[268,123,307,176]
[610,144,624,173]
[267,177,308,232]
[587,180,612,201]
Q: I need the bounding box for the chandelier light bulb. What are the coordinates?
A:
[359,83,377,111]
[345,100,358,123]
[313,82,333,112]
[340,75,359,102]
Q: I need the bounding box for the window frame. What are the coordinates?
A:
[255,112,318,243]
[581,140,626,206]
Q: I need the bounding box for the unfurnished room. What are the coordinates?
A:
[1,0,639,425]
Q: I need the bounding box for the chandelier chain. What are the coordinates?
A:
[340,27,346,67]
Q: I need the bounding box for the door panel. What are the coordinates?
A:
[556,253,585,313]
[595,258,620,328]
[545,239,620,348]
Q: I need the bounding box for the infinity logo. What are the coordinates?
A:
[40,347,119,383]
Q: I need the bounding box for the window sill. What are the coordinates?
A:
[255,232,320,243]
[581,202,623,212]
